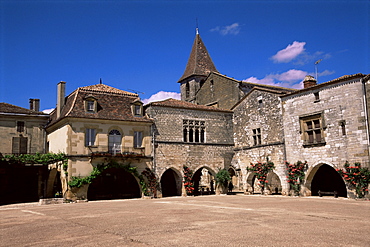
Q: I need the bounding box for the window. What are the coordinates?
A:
[300,113,325,146]
[183,120,205,143]
[185,82,190,98]
[134,131,143,148]
[339,120,346,136]
[314,92,320,102]
[252,128,261,146]
[108,129,121,154]
[84,96,97,113]
[85,128,96,146]
[17,121,25,132]
[134,105,141,116]
[12,136,27,154]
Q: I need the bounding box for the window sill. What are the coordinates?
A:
[303,142,326,148]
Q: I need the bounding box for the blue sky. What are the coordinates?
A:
[1,0,369,112]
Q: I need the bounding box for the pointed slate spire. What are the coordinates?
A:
[178,30,218,82]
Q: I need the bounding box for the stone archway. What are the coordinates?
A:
[192,167,215,195]
[46,168,62,198]
[266,172,282,195]
[87,167,141,201]
[160,168,182,197]
[306,164,347,197]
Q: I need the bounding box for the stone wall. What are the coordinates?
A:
[282,78,369,168]
[232,89,287,193]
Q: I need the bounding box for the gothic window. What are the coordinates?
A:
[134,131,143,148]
[300,113,325,146]
[183,119,205,143]
[108,129,121,154]
[85,128,96,146]
[252,128,261,146]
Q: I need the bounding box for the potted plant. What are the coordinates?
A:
[215,168,231,195]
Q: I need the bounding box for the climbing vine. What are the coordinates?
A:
[337,161,370,198]
[183,165,194,196]
[141,168,159,198]
[247,160,275,192]
[0,152,67,166]
[68,162,148,196]
[285,161,307,196]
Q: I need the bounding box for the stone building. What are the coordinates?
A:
[281,74,370,198]
[231,87,295,195]
[0,100,49,204]
[145,98,234,195]
[46,81,153,201]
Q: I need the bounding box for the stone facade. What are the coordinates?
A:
[281,74,370,197]
[46,82,153,200]
[232,88,288,194]
[145,99,234,195]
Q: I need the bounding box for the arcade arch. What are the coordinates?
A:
[305,163,347,197]
[192,167,216,195]
[160,168,182,197]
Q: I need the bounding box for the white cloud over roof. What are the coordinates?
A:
[271,41,306,63]
[142,91,181,105]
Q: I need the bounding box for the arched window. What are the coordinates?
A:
[189,128,194,142]
[195,128,199,142]
[108,129,121,154]
[183,128,188,142]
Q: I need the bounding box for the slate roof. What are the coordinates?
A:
[48,83,152,126]
[178,32,218,82]
[0,102,48,116]
[146,98,233,113]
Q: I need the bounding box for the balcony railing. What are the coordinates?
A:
[87,144,146,158]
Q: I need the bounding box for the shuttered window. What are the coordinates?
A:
[12,136,28,154]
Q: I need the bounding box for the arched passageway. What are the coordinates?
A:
[192,168,215,195]
[160,168,181,197]
[310,164,347,197]
[87,167,141,201]
[267,172,282,194]
[246,171,282,195]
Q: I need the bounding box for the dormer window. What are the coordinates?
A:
[131,100,143,117]
[84,95,97,113]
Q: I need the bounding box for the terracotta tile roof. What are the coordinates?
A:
[47,84,152,126]
[79,84,138,96]
[280,73,367,98]
[146,98,233,113]
[0,102,48,116]
[178,33,218,82]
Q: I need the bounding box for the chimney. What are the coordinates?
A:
[29,99,40,112]
[57,81,66,118]
[303,75,317,89]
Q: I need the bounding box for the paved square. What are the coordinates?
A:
[1,195,369,246]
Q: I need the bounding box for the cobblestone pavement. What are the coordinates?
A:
[1,195,369,246]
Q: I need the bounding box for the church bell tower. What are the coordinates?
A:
[178,28,218,103]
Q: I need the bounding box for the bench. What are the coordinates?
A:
[318,190,338,198]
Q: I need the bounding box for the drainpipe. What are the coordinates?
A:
[151,123,156,172]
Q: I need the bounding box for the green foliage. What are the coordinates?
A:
[285,161,307,195]
[337,162,370,198]
[215,168,231,187]
[141,168,159,197]
[0,153,67,166]
[183,165,194,196]
[68,162,147,196]
[247,160,275,191]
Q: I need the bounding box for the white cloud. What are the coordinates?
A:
[244,69,308,89]
[42,108,54,114]
[318,70,335,77]
[271,41,306,63]
[142,91,181,105]
[210,23,240,35]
